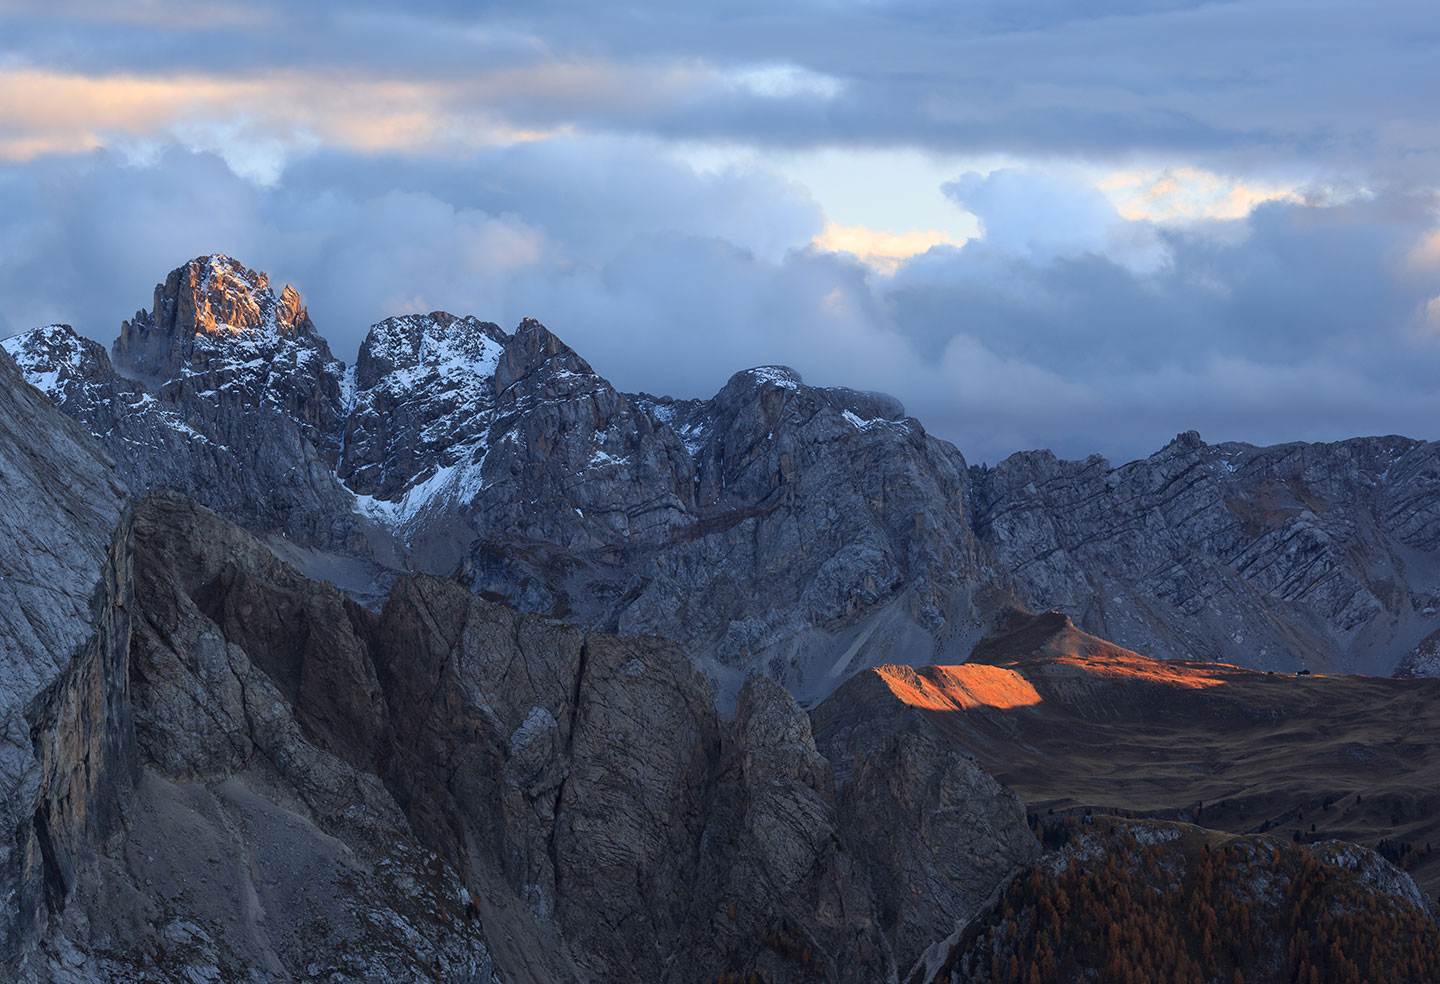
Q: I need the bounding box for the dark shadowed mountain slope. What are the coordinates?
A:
[812,607,1440,899]
[919,816,1438,984]
[43,488,1037,984]
[0,344,133,980]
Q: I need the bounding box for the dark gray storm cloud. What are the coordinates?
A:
[2,146,1439,466]
[4,0,1438,177]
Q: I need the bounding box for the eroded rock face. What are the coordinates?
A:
[686,675,893,983]
[48,492,500,984]
[5,263,1003,704]
[114,255,344,449]
[619,369,996,702]
[99,491,1037,984]
[842,732,1038,976]
[341,312,508,502]
[970,432,1440,674]
[0,345,134,980]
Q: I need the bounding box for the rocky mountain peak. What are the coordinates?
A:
[341,313,512,502]
[734,364,803,386]
[354,311,507,390]
[6,257,360,550]
[113,254,331,386]
[0,324,115,403]
[720,365,805,402]
[494,317,597,394]
[112,254,343,428]
[1164,428,1206,452]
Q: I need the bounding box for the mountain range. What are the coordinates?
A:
[8,255,1440,702]
[2,254,1438,982]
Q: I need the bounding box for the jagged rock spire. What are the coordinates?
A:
[114,254,326,383]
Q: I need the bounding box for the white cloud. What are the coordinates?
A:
[943,168,1171,274]
[1098,166,1305,223]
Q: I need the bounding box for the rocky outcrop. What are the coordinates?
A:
[613,369,999,703]
[683,674,892,983]
[340,311,508,503]
[359,316,697,576]
[365,574,887,983]
[114,255,345,449]
[31,491,501,983]
[0,345,134,981]
[969,432,1440,674]
[6,262,1005,704]
[97,489,1038,983]
[842,732,1038,975]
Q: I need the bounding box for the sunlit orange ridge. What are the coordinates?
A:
[1049,649,1231,690]
[874,664,1042,711]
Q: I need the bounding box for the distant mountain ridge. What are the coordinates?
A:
[7,253,1440,701]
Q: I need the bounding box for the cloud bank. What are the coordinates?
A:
[1,144,1438,465]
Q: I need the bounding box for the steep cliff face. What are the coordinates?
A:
[113,255,345,450]
[0,346,135,980]
[52,493,499,984]
[970,431,1440,674]
[841,731,1039,973]
[340,311,509,504]
[101,493,1039,984]
[365,572,892,982]
[618,368,996,701]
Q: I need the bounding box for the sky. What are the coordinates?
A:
[1,1,1439,463]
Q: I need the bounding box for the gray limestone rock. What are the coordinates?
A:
[46,491,500,984]
[14,254,1440,702]
[0,344,134,981]
[969,432,1440,674]
[842,732,1038,977]
[6,260,1004,704]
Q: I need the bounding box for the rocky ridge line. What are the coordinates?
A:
[8,254,1440,700]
